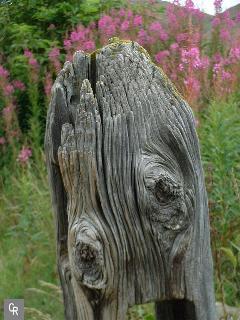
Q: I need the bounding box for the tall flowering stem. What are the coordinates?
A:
[0,65,24,146]
[24,49,42,156]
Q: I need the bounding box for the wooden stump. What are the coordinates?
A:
[45,39,216,320]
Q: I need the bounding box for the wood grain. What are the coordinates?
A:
[45,40,216,320]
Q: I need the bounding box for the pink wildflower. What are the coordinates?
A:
[0,65,9,78]
[64,39,72,50]
[176,33,188,43]
[149,22,162,33]
[230,47,240,62]
[98,15,116,36]
[70,30,85,42]
[83,40,95,51]
[119,8,126,17]
[236,12,240,22]
[0,136,6,145]
[212,17,221,27]
[120,20,129,32]
[214,0,222,13]
[127,10,133,18]
[44,72,53,97]
[170,43,179,51]
[221,70,232,81]
[24,49,33,58]
[4,84,14,96]
[49,48,60,59]
[220,29,230,41]
[133,15,143,27]
[178,63,184,71]
[98,15,113,29]
[137,29,150,45]
[17,146,32,164]
[2,104,14,116]
[159,30,168,41]
[155,50,170,64]
[184,77,200,96]
[213,63,221,75]
[12,80,25,91]
[185,0,195,11]
[29,58,39,68]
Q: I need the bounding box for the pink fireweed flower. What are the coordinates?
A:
[213,53,223,64]
[88,21,96,30]
[137,29,150,46]
[12,80,25,91]
[170,43,179,51]
[185,0,195,12]
[127,10,133,18]
[17,146,32,164]
[48,48,61,73]
[4,84,14,96]
[230,47,240,62]
[0,136,6,145]
[184,77,200,96]
[0,65,9,78]
[213,63,221,75]
[119,8,126,17]
[49,48,60,59]
[120,20,130,32]
[170,72,177,80]
[236,12,240,22]
[44,72,53,97]
[166,3,181,29]
[159,30,168,41]
[149,22,162,33]
[181,47,199,61]
[176,33,188,43]
[83,40,95,51]
[178,63,184,71]
[64,39,72,50]
[181,47,208,70]
[98,15,113,29]
[24,49,33,58]
[29,57,39,68]
[133,15,143,27]
[214,0,222,13]
[2,104,14,117]
[155,50,170,64]
[212,17,221,27]
[220,29,230,41]
[70,30,85,42]
[98,15,116,36]
[221,70,232,81]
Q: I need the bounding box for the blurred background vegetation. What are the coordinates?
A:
[0,0,239,319]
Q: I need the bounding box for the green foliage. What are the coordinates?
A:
[0,0,126,62]
[199,96,240,306]
[0,156,64,319]
[0,97,239,318]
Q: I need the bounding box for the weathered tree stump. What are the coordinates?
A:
[45,39,216,320]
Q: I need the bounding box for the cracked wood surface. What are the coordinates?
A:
[45,40,216,320]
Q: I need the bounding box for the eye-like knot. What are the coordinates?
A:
[78,243,97,262]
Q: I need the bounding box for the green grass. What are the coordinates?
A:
[0,97,239,319]
[0,157,64,319]
[199,97,240,307]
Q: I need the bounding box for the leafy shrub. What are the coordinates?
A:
[199,96,240,306]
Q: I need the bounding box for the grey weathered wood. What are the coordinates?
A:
[45,39,216,320]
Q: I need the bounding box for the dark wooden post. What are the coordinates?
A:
[45,39,216,320]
